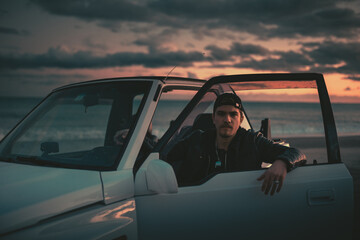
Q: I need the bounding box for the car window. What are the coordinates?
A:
[163,79,328,186]
[151,89,197,139]
[0,81,152,170]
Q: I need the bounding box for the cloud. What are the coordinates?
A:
[0,8,8,17]
[206,44,312,71]
[206,40,360,78]
[265,7,360,39]
[305,41,360,75]
[0,45,206,70]
[187,71,198,79]
[83,38,108,50]
[206,42,271,61]
[344,87,351,91]
[0,26,29,36]
[0,72,89,86]
[0,71,91,97]
[345,75,360,81]
[150,0,360,39]
[31,0,360,39]
[30,0,153,22]
[133,28,180,52]
[205,45,233,61]
[233,54,312,72]
[2,39,360,82]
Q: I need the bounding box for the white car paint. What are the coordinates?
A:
[0,162,103,235]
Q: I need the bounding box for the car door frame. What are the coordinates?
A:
[135,73,354,240]
[156,73,341,163]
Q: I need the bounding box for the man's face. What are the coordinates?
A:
[213,105,242,139]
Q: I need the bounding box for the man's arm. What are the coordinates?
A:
[255,132,306,170]
[254,132,307,195]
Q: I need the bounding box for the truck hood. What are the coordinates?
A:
[0,161,103,235]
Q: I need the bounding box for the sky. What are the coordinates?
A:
[1,0,360,103]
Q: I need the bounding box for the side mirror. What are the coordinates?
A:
[135,155,178,195]
[260,118,271,139]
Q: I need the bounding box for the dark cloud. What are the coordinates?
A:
[149,0,360,39]
[0,45,19,51]
[30,0,360,39]
[205,42,270,61]
[1,39,360,81]
[30,0,153,22]
[233,52,312,72]
[344,87,351,91]
[0,46,206,69]
[231,42,270,56]
[205,42,308,70]
[205,45,233,61]
[205,40,360,79]
[133,28,180,52]
[0,9,8,17]
[0,72,89,86]
[306,41,360,75]
[187,71,198,79]
[0,26,29,36]
[266,7,360,39]
[82,38,108,50]
[345,76,360,81]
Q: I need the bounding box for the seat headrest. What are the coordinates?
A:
[192,113,214,131]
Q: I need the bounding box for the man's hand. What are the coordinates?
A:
[257,160,287,196]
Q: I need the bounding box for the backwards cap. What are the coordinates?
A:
[213,93,243,112]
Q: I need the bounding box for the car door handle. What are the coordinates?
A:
[307,189,336,206]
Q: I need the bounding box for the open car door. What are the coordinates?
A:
[134,73,354,240]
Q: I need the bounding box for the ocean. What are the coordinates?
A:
[0,96,359,141]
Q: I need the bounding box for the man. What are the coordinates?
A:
[167,93,306,195]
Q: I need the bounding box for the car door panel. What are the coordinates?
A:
[135,163,353,240]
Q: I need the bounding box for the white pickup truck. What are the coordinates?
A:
[0,73,356,239]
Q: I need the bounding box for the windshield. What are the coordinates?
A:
[0,81,152,170]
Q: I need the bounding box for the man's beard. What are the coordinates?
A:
[219,132,232,138]
[219,125,233,138]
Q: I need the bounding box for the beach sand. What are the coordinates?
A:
[284,134,360,238]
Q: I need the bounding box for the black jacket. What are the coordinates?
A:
[167,128,306,186]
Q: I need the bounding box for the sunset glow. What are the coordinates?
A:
[0,1,360,103]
